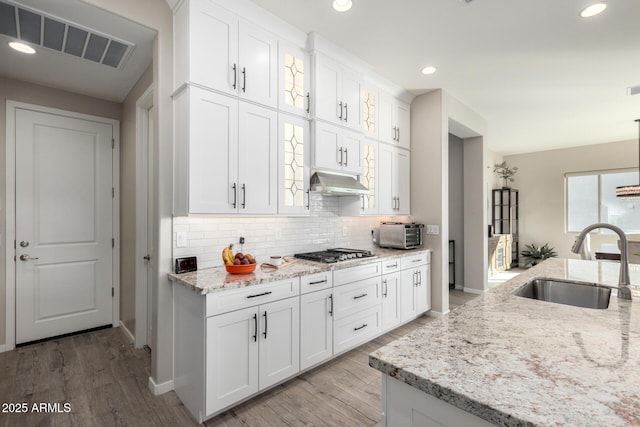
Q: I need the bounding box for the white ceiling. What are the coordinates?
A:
[2,0,638,154]
[251,0,640,154]
[0,0,155,102]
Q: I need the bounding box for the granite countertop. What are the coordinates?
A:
[169,247,430,295]
[369,258,640,427]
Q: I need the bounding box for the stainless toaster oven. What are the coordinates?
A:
[379,223,424,249]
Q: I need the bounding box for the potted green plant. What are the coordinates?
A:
[521,243,558,267]
[493,161,518,188]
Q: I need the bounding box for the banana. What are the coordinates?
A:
[222,244,234,265]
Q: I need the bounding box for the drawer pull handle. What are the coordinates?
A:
[263,311,268,339]
[309,279,327,285]
[354,323,368,331]
[353,293,368,300]
[247,291,273,299]
[252,313,257,342]
[386,263,398,269]
[412,259,421,263]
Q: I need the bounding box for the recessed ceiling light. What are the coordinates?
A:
[332,0,352,12]
[421,66,437,75]
[8,41,36,54]
[580,2,607,18]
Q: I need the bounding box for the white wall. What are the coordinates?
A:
[448,134,464,289]
[504,139,637,261]
[81,0,174,391]
[411,90,488,313]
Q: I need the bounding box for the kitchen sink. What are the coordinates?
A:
[513,278,612,309]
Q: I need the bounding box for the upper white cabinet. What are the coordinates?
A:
[378,144,410,215]
[379,92,410,150]
[313,121,363,175]
[313,53,362,131]
[361,86,379,139]
[174,86,277,215]
[174,0,278,108]
[278,114,310,215]
[279,42,311,118]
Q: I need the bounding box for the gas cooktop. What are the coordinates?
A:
[294,248,376,264]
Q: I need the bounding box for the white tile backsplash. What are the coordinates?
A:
[173,194,410,269]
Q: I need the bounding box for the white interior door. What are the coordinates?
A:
[146,105,154,348]
[15,108,114,344]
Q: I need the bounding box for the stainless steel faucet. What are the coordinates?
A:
[571,223,632,300]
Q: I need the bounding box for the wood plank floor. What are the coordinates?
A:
[0,290,477,426]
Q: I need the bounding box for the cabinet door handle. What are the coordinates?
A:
[242,67,247,92]
[361,194,365,211]
[383,279,388,297]
[353,293,368,300]
[247,291,272,299]
[252,313,257,342]
[306,92,310,114]
[344,147,348,166]
[354,323,368,331]
[232,64,237,90]
[414,271,419,287]
[418,270,422,286]
[305,189,310,210]
[232,183,237,208]
[344,103,348,122]
[397,127,400,142]
[328,294,333,316]
[338,101,343,120]
[263,311,268,339]
[241,184,246,209]
[338,146,343,166]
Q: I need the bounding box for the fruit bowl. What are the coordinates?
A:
[225,263,257,274]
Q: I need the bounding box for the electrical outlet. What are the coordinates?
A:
[239,236,245,245]
[176,231,187,248]
[342,226,348,237]
[426,225,440,235]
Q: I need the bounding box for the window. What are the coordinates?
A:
[566,169,640,233]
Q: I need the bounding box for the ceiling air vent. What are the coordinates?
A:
[0,0,134,69]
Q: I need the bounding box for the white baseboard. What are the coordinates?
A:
[462,287,484,295]
[427,310,446,317]
[148,376,174,395]
[119,322,135,344]
[0,344,6,354]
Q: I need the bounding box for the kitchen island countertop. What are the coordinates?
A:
[369,258,640,426]
[169,247,430,295]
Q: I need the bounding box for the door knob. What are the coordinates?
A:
[19,241,29,247]
[144,255,151,261]
[19,254,38,261]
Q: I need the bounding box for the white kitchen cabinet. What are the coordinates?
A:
[258,297,300,390]
[333,265,382,354]
[361,86,379,139]
[174,86,277,215]
[300,288,333,370]
[400,253,431,322]
[206,295,299,416]
[278,114,310,215]
[279,42,311,118]
[174,0,278,108]
[206,306,259,415]
[382,271,402,332]
[378,143,410,215]
[378,92,410,149]
[313,121,363,175]
[313,53,362,131]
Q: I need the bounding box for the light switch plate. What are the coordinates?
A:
[426,225,440,235]
[176,231,187,248]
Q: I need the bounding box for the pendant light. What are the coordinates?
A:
[616,119,640,199]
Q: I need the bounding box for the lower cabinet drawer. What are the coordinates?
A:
[332,276,381,319]
[206,278,299,316]
[333,305,381,354]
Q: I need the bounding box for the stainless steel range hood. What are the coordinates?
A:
[310,171,370,196]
